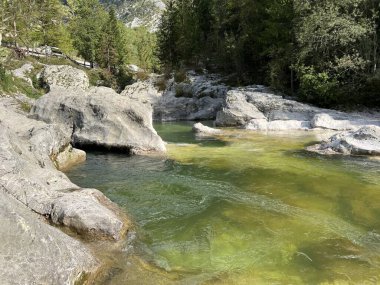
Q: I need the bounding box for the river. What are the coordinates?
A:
[66,122,380,284]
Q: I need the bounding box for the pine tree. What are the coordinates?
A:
[97,8,123,72]
[156,0,179,67]
[69,0,107,67]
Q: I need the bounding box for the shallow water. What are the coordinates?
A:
[66,122,380,285]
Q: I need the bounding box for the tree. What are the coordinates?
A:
[156,0,179,67]
[294,0,375,105]
[97,8,123,72]
[69,0,107,67]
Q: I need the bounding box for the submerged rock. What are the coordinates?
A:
[192,122,222,136]
[31,86,166,154]
[307,125,380,156]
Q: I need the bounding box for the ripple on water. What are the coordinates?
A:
[66,122,380,285]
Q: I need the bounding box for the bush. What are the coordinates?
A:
[297,66,339,107]
[0,64,14,92]
[155,76,167,91]
[174,69,188,83]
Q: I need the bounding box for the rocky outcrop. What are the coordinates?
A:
[31,86,166,154]
[0,97,129,284]
[215,87,380,131]
[40,65,90,91]
[307,125,380,156]
[103,0,166,32]
[0,98,128,240]
[55,144,87,171]
[215,90,266,127]
[154,73,228,121]
[192,122,222,136]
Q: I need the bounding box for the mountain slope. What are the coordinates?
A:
[100,0,166,31]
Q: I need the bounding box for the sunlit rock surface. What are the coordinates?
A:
[308,125,380,156]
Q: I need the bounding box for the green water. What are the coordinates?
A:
[66,122,380,285]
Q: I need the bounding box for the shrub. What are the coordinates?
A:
[297,66,339,107]
[174,69,188,83]
[155,76,167,91]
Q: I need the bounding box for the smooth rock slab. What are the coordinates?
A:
[311,113,354,131]
[0,190,98,285]
[247,119,311,131]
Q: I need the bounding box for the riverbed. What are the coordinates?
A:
[66,122,380,284]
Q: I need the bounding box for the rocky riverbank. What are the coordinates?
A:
[122,70,380,157]
[1,64,379,284]
[0,65,167,284]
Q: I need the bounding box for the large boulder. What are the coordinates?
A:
[40,65,90,91]
[0,98,128,240]
[246,119,310,131]
[307,125,380,156]
[121,80,162,105]
[31,86,166,154]
[215,90,266,127]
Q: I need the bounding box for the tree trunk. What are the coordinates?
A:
[290,68,294,96]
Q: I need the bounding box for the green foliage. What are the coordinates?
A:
[157,0,380,107]
[155,76,168,91]
[69,0,108,67]
[0,63,44,99]
[174,69,187,83]
[297,66,339,106]
[0,64,14,92]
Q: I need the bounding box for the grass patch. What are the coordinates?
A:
[19,101,32,112]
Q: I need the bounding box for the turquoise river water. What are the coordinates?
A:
[66,122,380,285]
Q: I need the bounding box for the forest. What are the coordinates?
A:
[0,0,158,90]
[1,0,380,107]
[157,0,380,107]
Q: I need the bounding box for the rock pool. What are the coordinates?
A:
[66,122,380,284]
